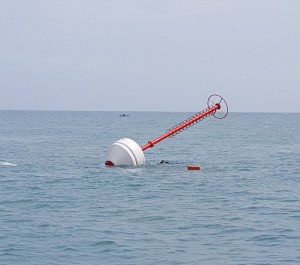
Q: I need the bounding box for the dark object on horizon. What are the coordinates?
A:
[120,114,129,117]
[160,160,169,164]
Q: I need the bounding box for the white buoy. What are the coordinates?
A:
[105,95,228,167]
[105,138,145,166]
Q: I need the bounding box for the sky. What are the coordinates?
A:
[1,0,299,112]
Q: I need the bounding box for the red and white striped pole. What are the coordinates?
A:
[141,103,221,151]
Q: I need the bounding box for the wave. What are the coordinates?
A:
[0,162,17,166]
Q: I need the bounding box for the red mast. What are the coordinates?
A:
[141,94,228,151]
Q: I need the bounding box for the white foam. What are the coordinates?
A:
[0,162,17,166]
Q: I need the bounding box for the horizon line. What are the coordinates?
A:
[0,109,299,114]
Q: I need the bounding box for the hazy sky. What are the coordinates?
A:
[1,0,299,112]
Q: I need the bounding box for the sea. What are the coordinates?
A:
[0,110,299,265]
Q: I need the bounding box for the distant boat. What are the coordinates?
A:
[120,113,129,117]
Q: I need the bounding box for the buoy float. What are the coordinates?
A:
[187,165,201,170]
[105,94,228,166]
[105,138,145,166]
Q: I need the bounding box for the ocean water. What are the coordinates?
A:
[0,110,300,265]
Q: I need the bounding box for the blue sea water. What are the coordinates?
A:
[0,110,300,265]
